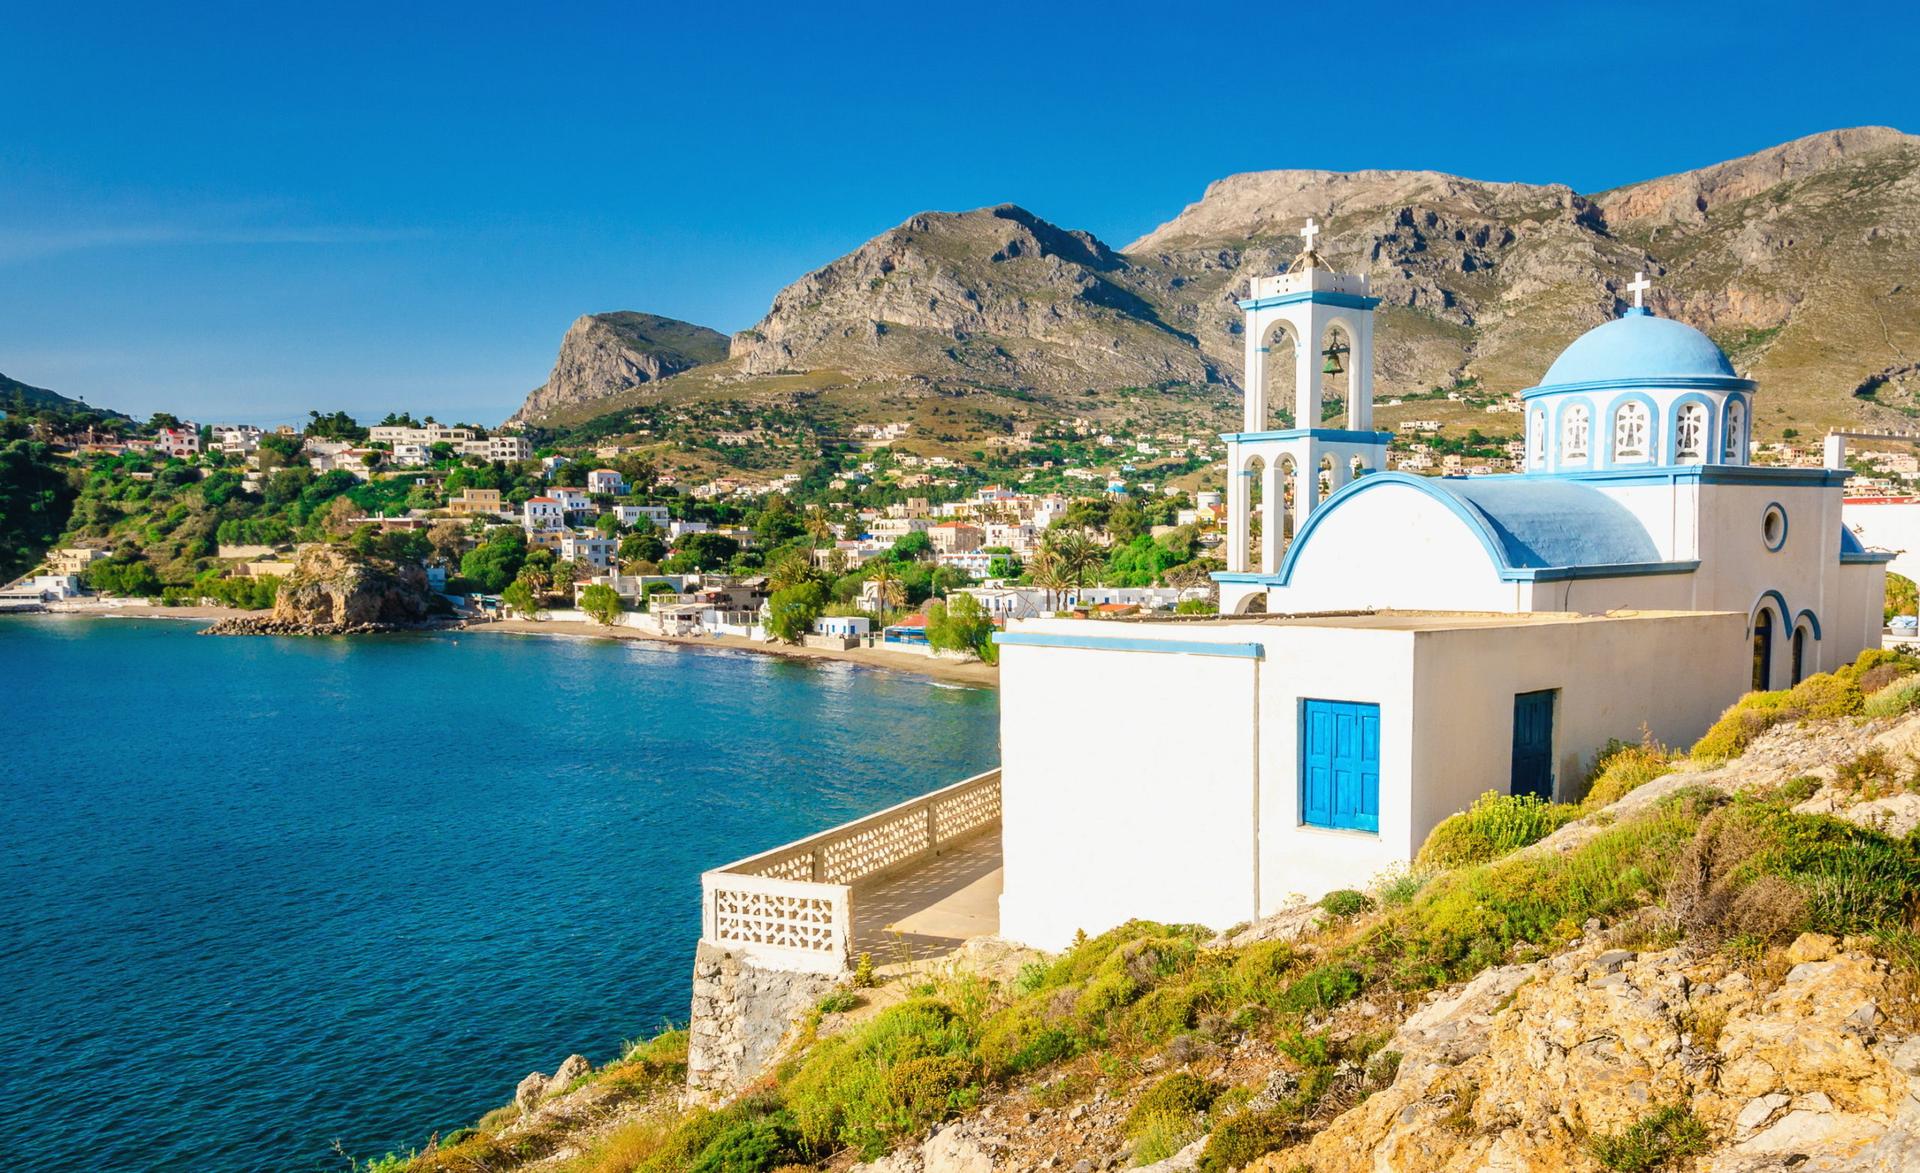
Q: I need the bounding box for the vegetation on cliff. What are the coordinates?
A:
[359,647,1920,1173]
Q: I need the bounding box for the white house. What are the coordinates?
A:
[989,230,1891,952]
[523,497,564,531]
[560,531,616,570]
[615,504,672,529]
[587,468,625,495]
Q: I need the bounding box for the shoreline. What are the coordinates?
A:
[16,604,999,688]
[464,618,1000,688]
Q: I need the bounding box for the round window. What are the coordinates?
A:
[1762,504,1788,551]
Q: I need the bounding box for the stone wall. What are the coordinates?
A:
[686,941,838,1103]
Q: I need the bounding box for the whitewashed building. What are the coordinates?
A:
[990,232,1892,951]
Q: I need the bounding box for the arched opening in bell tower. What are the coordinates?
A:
[1262,322,1300,431]
[1318,320,1357,429]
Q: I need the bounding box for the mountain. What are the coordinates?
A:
[525,127,1920,448]
[511,312,729,423]
[0,371,122,417]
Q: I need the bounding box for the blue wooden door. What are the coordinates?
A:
[1301,700,1380,832]
[1510,690,1556,800]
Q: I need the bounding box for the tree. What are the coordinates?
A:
[580,583,623,625]
[1888,572,1918,622]
[804,507,837,547]
[1039,527,1100,597]
[765,580,828,644]
[890,530,933,562]
[594,512,623,537]
[925,593,997,663]
[322,496,360,538]
[501,575,539,616]
[677,532,740,570]
[619,526,666,565]
[1108,500,1147,544]
[865,559,907,613]
[766,547,816,592]
[460,530,527,593]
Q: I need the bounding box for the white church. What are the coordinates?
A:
[991,225,1892,951]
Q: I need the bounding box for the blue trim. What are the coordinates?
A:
[1212,572,1269,584]
[1268,471,1683,586]
[1794,609,1823,640]
[1223,428,1393,444]
[1721,395,1750,463]
[1665,392,1717,466]
[1762,502,1788,552]
[1843,550,1898,565]
[992,631,1265,660]
[1751,590,1789,637]
[1237,291,1382,311]
[1599,391,1661,469]
[1480,466,1850,488]
[1520,374,1755,399]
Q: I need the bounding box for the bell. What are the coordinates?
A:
[1321,345,1345,376]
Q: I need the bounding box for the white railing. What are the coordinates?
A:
[699,768,1002,973]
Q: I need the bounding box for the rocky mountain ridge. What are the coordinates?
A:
[512,312,729,423]
[524,127,1920,447]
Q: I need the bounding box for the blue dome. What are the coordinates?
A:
[1533,308,1745,391]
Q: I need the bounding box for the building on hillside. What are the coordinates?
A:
[587,468,625,495]
[523,497,564,531]
[928,522,984,554]
[155,426,201,457]
[560,530,616,570]
[211,424,263,454]
[449,488,506,517]
[486,435,532,462]
[47,547,106,576]
[614,504,671,529]
[986,228,1892,951]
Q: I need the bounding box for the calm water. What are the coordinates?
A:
[0,617,999,1172]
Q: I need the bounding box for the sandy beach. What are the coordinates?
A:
[465,618,1000,688]
[18,603,999,687]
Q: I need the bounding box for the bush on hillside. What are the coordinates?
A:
[1864,673,1920,719]
[1582,740,1673,809]
[1416,792,1580,869]
[1689,650,1911,762]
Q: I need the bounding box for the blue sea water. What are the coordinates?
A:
[0,617,1000,1172]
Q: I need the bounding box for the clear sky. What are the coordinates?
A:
[2,0,1914,426]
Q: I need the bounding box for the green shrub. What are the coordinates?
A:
[1586,1104,1709,1172]
[1691,689,1796,762]
[782,997,978,1157]
[1275,963,1364,1014]
[816,990,862,1015]
[1747,807,1920,935]
[1694,651,1904,763]
[1125,1072,1218,1134]
[1196,1109,1295,1173]
[1416,792,1580,869]
[1319,889,1373,917]
[688,1113,799,1173]
[1864,673,1920,718]
[1582,741,1672,808]
[883,1055,977,1128]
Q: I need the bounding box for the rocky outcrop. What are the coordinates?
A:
[513,312,727,423]
[1247,934,1918,1173]
[203,545,443,635]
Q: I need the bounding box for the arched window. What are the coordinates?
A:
[1675,402,1707,462]
[1613,402,1650,462]
[1791,624,1808,685]
[1724,400,1746,463]
[1529,410,1546,467]
[1753,608,1774,692]
[1562,404,1590,463]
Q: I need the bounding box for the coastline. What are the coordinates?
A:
[464,618,1000,688]
[15,604,999,688]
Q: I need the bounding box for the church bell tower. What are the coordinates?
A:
[1218,218,1390,611]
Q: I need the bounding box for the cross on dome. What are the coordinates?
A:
[1627,271,1652,309]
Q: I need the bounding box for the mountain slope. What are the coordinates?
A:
[532,127,1920,445]
[1,371,123,417]
[512,312,728,422]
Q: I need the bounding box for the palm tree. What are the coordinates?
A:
[768,547,814,592]
[1039,527,1101,607]
[804,508,837,548]
[1028,545,1066,612]
[866,559,907,615]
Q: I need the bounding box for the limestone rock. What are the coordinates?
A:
[514,1070,548,1114]
[544,1053,589,1098]
[202,545,441,635]
[514,311,727,423]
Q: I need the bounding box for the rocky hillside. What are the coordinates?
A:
[512,312,729,422]
[365,651,1920,1173]
[1,370,122,417]
[529,127,1920,446]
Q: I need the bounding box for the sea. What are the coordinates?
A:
[0,616,1001,1171]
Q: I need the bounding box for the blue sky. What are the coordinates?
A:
[2,0,1914,425]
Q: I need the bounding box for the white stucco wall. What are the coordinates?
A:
[1845,500,1920,588]
[1267,487,1523,613]
[996,609,1751,951]
[997,633,1264,951]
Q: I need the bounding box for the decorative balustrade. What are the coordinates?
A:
[699,768,1001,973]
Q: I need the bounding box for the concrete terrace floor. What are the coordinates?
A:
[850,830,1003,965]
